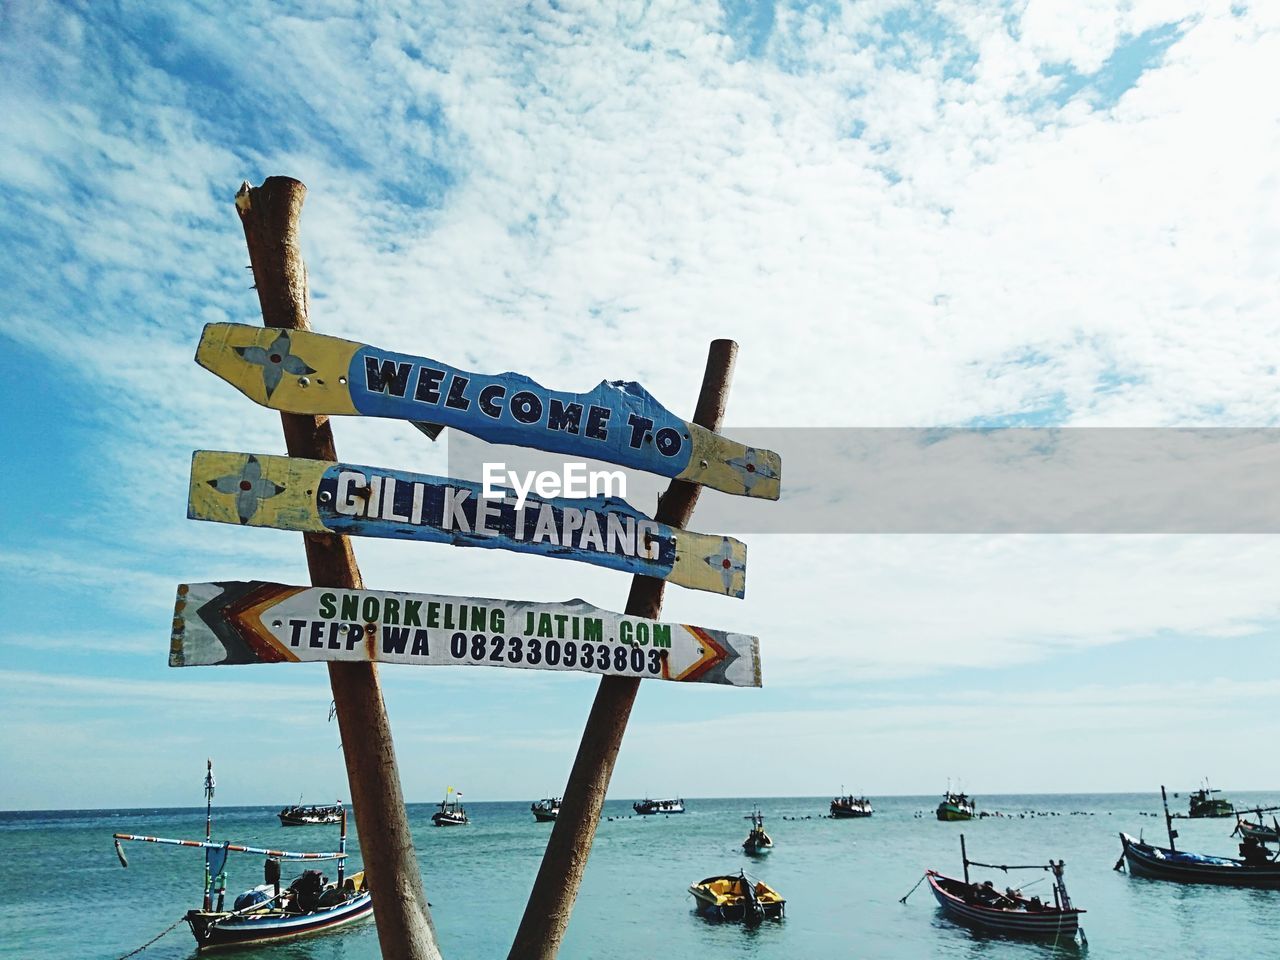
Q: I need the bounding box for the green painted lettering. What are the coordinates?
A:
[340,594,359,622]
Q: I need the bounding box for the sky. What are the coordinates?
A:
[2,0,1279,810]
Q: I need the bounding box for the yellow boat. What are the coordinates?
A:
[689,870,785,923]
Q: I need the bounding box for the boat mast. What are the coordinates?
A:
[203,759,216,910]
[960,833,970,885]
[338,806,347,887]
[1161,784,1179,851]
[1052,860,1072,911]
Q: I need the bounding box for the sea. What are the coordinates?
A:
[4,793,1278,960]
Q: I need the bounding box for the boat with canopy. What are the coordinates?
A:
[1188,779,1235,818]
[278,801,344,826]
[936,782,975,822]
[830,790,873,818]
[634,797,685,815]
[531,797,561,822]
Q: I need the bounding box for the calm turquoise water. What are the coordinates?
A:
[3,793,1278,959]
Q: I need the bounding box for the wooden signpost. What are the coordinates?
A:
[171,581,762,687]
[195,322,781,500]
[170,176,776,960]
[187,451,749,597]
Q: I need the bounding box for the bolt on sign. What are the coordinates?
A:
[187,451,748,597]
[196,323,781,500]
[171,581,762,687]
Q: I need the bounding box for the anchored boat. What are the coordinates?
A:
[634,797,685,815]
[531,797,561,822]
[1188,779,1235,818]
[936,786,975,822]
[917,836,1085,943]
[742,808,774,855]
[113,761,371,952]
[1117,786,1280,888]
[1234,807,1280,844]
[689,870,785,923]
[432,787,469,826]
[278,802,344,826]
[830,792,873,818]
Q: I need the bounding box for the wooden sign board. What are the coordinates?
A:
[171,581,762,687]
[196,323,780,500]
[188,452,748,598]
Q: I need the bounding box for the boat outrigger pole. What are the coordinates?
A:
[1161,785,1179,851]
[112,833,350,861]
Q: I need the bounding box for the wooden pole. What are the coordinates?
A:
[508,340,738,960]
[234,176,442,960]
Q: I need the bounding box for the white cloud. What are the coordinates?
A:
[3,1,1280,805]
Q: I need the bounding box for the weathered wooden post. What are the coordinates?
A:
[507,340,738,960]
[234,176,442,960]
[179,199,773,956]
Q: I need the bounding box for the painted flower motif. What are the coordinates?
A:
[206,454,286,524]
[702,539,746,595]
[234,331,315,399]
[726,447,778,493]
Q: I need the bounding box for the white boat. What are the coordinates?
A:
[634,797,685,815]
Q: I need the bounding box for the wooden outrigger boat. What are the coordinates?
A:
[1188,779,1235,818]
[634,797,685,815]
[689,870,785,923]
[531,797,561,822]
[830,791,873,818]
[1117,786,1280,888]
[742,808,774,855]
[1233,806,1280,844]
[907,835,1085,943]
[278,802,344,826]
[936,785,975,822]
[113,761,371,951]
[432,787,469,826]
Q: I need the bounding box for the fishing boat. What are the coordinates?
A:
[278,802,344,826]
[936,786,975,822]
[1188,779,1235,818]
[113,761,372,951]
[916,836,1085,942]
[634,797,685,815]
[432,787,469,826]
[689,870,785,923]
[742,808,774,855]
[1116,786,1280,888]
[830,792,873,818]
[1234,807,1280,843]
[531,798,561,822]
